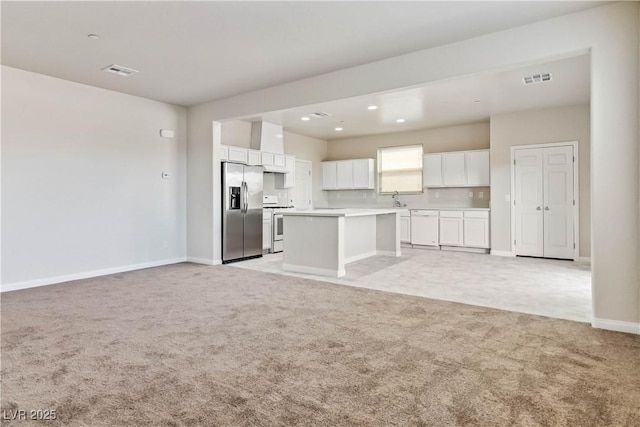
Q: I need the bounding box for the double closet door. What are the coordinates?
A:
[514,145,575,260]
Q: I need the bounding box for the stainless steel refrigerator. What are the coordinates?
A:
[222,162,264,263]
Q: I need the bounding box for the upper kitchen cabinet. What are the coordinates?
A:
[465,150,490,186]
[322,162,338,190]
[442,152,466,186]
[423,149,490,187]
[322,159,374,190]
[352,159,375,189]
[423,154,443,187]
[275,155,295,189]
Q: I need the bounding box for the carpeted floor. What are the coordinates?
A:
[1,263,639,426]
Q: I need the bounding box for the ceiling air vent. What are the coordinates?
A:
[307,112,333,119]
[523,73,552,85]
[102,64,139,77]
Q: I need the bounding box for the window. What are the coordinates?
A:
[377,145,423,194]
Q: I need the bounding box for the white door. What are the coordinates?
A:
[294,160,312,210]
[543,146,574,259]
[514,145,574,259]
[514,148,544,256]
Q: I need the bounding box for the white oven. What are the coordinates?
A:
[272,212,284,253]
[263,195,293,254]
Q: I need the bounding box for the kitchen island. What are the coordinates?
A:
[281,209,402,277]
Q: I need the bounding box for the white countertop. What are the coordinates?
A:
[281,208,403,217]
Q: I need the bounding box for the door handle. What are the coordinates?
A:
[545,206,549,210]
[536,206,541,210]
[243,182,249,213]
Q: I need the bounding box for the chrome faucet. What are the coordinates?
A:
[392,191,406,207]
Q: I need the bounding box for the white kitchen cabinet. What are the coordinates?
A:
[439,210,464,246]
[263,211,272,251]
[410,210,439,246]
[424,149,490,187]
[463,210,490,248]
[442,152,466,186]
[336,161,354,189]
[275,155,295,189]
[227,146,248,164]
[352,159,375,189]
[423,154,443,187]
[262,152,274,169]
[465,150,490,186]
[322,161,338,190]
[399,212,411,243]
[273,154,286,170]
[247,149,262,166]
[322,159,375,190]
[220,145,229,161]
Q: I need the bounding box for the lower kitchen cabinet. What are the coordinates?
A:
[263,211,272,251]
[463,211,490,248]
[399,213,411,243]
[439,211,464,246]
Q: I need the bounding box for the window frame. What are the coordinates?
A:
[376,144,424,195]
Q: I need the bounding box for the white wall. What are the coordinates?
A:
[283,131,328,208]
[490,104,590,258]
[187,2,639,331]
[2,66,187,289]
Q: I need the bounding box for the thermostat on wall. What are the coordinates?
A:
[160,129,175,139]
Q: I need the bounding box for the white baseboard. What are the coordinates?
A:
[491,250,515,257]
[282,263,345,278]
[592,318,640,335]
[376,249,401,257]
[1,257,188,293]
[442,246,488,254]
[576,256,591,264]
[186,257,219,266]
[345,250,378,264]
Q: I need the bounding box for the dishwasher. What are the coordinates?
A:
[410,210,439,246]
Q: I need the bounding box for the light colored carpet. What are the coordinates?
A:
[1,263,638,426]
[234,248,592,322]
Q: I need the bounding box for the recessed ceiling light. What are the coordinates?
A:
[396,119,405,123]
[367,105,378,110]
[87,34,100,40]
[335,127,343,131]
[301,116,310,121]
[473,100,481,104]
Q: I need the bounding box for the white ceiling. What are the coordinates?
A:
[2,1,604,107]
[249,54,590,140]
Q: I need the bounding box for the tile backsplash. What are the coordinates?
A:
[318,187,490,209]
[263,172,293,206]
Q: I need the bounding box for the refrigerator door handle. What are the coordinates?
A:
[242,181,248,213]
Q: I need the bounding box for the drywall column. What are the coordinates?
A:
[589,8,639,332]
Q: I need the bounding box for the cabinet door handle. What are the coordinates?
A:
[536,206,541,210]
[545,206,549,210]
